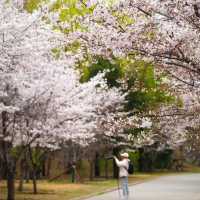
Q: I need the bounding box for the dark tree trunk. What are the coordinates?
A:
[25,167,30,183]
[138,148,144,172]
[89,161,94,181]
[0,162,2,200]
[42,161,46,178]
[94,153,100,177]
[32,168,37,194]
[24,152,30,183]
[0,159,7,179]
[7,169,15,200]
[71,166,76,183]
[28,147,38,194]
[18,160,24,192]
[2,111,17,200]
[112,148,119,179]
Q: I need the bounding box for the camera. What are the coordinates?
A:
[105,155,114,160]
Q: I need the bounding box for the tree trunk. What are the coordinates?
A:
[25,166,30,183]
[7,169,15,200]
[28,147,38,194]
[71,166,76,183]
[24,153,30,183]
[0,161,7,179]
[112,148,119,179]
[89,161,94,181]
[0,164,2,200]
[32,168,37,194]
[94,153,100,177]
[18,160,24,192]
[2,111,16,200]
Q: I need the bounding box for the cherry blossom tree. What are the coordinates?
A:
[67,0,200,86]
[67,0,200,149]
[0,2,127,199]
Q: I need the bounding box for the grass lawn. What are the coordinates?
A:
[0,173,162,200]
[183,163,200,173]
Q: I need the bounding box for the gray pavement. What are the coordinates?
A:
[85,174,200,200]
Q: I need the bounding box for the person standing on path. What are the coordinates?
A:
[114,152,130,200]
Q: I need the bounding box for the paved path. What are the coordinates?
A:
[86,174,200,200]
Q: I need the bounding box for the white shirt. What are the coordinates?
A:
[114,157,129,178]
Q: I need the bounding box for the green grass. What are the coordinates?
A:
[183,163,200,173]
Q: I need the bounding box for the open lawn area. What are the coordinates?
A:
[0,173,164,200]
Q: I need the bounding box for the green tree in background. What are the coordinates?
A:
[78,55,174,113]
[123,59,174,114]
[79,56,124,87]
[24,0,46,12]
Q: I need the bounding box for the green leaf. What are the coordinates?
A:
[113,11,135,28]
[24,0,44,13]
[52,48,61,59]
[65,40,81,53]
[79,56,124,88]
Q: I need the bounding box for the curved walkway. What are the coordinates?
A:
[85,174,200,200]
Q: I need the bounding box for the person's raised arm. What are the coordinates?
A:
[114,156,126,167]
